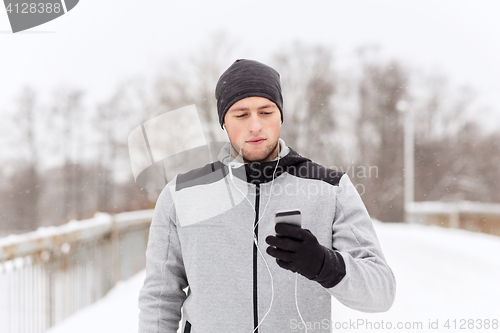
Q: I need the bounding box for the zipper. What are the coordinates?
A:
[253,182,260,332]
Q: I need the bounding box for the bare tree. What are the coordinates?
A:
[415,119,499,203]
[154,31,241,143]
[93,74,162,212]
[354,47,409,222]
[272,41,340,166]
[5,86,42,231]
[50,87,86,222]
[410,69,494,204]
[413,72,477,143]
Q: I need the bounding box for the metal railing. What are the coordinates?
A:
[407,201,500,237]
[0,209,154,333]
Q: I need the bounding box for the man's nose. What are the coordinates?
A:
[248,114,263,132]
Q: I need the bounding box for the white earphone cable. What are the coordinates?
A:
[227,142,307,333]
[295,272,307,332]
[227,144,279,332]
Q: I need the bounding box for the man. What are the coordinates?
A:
[138,59,396,333]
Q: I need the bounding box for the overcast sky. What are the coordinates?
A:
[1,0,499,130]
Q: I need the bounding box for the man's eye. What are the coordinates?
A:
[236,114,246,118]
[263,112,273,115]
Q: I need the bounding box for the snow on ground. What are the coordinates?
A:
[332,221,500,332]
[44,268,147,333]
[46,221,500,333]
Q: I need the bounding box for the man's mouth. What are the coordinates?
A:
[246,138,266,145]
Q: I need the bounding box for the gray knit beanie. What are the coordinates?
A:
[215,59,284,129]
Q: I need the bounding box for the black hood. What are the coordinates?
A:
[241,147,311,185]
[175,146,311,191]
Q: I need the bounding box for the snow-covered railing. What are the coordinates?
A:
[407,201,500,236]
[0,209,154,333]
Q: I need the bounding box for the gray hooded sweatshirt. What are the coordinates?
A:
[138,139,396,333]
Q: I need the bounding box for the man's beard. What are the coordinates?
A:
[239,139,279,163]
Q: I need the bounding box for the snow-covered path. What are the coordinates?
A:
[332,221,500,332]
[46,221,500,333]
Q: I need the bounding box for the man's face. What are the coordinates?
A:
[224,96,281,163]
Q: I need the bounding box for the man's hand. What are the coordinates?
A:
[265,222,326,280]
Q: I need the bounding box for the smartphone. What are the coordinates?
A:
[275,209,301,238]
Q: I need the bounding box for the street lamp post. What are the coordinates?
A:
[397,100,414,223]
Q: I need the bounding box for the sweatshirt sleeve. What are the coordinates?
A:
[138,183,188,333]
[313,174,396,312]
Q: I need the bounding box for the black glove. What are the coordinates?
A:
[265,222,346,288]
[265,223,326,280]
